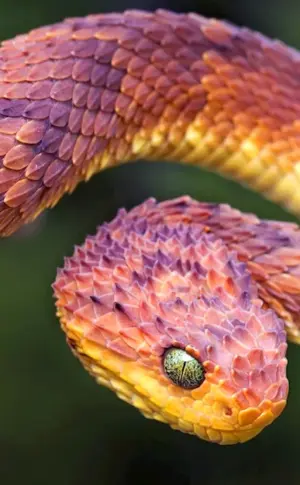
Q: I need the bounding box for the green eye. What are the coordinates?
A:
[163,348,205,390]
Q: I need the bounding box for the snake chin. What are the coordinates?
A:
[53,197,288,444]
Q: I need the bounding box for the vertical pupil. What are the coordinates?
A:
[163,347,205,389]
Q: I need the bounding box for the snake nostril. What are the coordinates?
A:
[224,406,232,416]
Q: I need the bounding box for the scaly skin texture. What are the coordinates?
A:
[1,10,300,233]
[1,9,300,443]
[53,196,288,444]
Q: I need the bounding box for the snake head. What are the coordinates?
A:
[53,197,288,444]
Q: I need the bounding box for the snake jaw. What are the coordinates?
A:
[53,197,288,445]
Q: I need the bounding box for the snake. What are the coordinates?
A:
[2,9,300,446]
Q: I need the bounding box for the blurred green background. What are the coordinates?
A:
[0,0,300,484]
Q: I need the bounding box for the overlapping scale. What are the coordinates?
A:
[53,196,288,444]
[0,10,300,235]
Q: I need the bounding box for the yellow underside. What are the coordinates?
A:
[80,116,300,222]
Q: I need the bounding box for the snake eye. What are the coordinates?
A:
[163,347,205,390]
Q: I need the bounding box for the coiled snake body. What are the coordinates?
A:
[2,9,300,444]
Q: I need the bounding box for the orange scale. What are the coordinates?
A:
[254,255,286,274]
[92,302,113,321]
[234,390,252,410]
[95,25,128,43]
[72,135,91,166]
[4,66,30,83]
[120,73,140,98]
[0,135,15,159]
[2,57,26,71]
[27,61,53,82]
[111,47,132,70]
[84,326,107,346]
[63,295,86,314]
[106,114,125,138]
[211,366,227,383]
[125,254,143,272]
[275,247,300,265]
[79,109,94,136]
[58,132,76,160]
[86,137,107,160]
[107,336,138,360]
[134,38,157,60]
[242,388,261,407]
[115,93,132,119]
[120,327,145,349]
[189,379,212,401]
[115,302,136,323]
[50,79,74,103]
[74,273,94,288]
[112,265,131,282]
[207,268,226,291]
[43,160,68,187]
[272,273,300,294]
[142,66,162,87]
[125,56,147,79]
[94,111,112,136]
[3,145,34,170]
[50,58,74,80]
[132,109,144,126]
[25,48,51,65]
[141,329,164,348]
[92,266,112,282]
[114,138,129,160]
[93,310,119,332]
[4,178,40,208]
[75,301,99,322]
[5,82,31,100]
[27,79,53,100]
[232,355,251,372]
[231,368,249,388]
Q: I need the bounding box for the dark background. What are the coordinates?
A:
[0,1,300,484]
